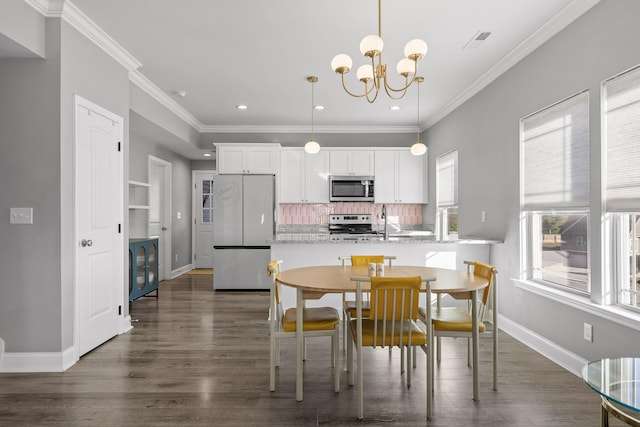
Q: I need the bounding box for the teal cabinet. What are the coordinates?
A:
[129,238,159,302]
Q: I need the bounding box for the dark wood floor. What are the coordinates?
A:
[0,274,620,426]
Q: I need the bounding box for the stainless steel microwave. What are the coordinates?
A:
[329,176,375,202]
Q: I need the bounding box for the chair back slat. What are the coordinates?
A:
[369,276,421,348]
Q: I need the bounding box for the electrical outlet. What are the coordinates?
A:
[175,253,178,262]
[481,210,486,223]
[583,323,593,342]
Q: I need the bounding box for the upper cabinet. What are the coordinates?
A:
[280,148,329,203]
[374,149,428,204]
[215,143,280,174]
[329,149,374,176]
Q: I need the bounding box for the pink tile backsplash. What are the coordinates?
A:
[279,203,423,225]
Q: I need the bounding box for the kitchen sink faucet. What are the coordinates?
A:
[381,204,388,240]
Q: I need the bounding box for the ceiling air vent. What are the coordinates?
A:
[463,31,492,49]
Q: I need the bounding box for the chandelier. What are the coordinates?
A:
[304,76,320,154]
[410,77,427,156]
[330,0,428,103]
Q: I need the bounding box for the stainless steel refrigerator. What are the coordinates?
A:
[212,174,274,290]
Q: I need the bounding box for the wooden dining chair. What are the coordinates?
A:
[419,260,498,391]
[347,276,429,421]
[339,255,395,353]
[267,260,340,394]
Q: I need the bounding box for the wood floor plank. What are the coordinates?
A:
[0,274,625,426]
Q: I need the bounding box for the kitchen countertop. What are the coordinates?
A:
[270,233,501,244]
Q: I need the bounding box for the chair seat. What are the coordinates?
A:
[344,300,370,318]
[282,307,340,332]
[349,319,427,347]
[420,306,486,332]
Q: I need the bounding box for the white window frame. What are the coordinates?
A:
[436,150,458,240]
[520,91,590,293]
[603,64,640,312]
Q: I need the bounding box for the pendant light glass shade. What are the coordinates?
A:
[305,140,320,154]
[410,141,427,156]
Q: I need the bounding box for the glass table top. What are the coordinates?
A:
[582,357,640,413]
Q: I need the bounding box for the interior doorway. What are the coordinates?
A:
[74,95,124,357]
[192,170,215,268]
[148,156,172,281]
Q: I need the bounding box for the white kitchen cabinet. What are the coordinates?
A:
[215,143,280,174]
[280,148,329,203]
[374,149,427,203]
[329,149,374,176]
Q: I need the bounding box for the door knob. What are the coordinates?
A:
[80,239,93,247]
[162,226,168,231]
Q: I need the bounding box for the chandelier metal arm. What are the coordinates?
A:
[364,80,380,103]
[382,59,419,94]
[339,72,376,99]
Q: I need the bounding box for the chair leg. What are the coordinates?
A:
[347,324,354,386]
[400,346,405,374]
[334,325,340,393]
[412,346,417,369]
[269,336,277,391]
[303,337,307,361]
[407,346,412,388]
[275,338,281,366]
[467,337,472,368]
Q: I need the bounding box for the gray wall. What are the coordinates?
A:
[0,14,130,352]
[424,0,640,360]
[129,132,193,270]
[0,20,62,353]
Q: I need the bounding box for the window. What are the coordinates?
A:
[603,65,640,310]
[521,91,590,293]
[436,150,458,239]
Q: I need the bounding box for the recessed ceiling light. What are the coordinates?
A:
[236,104,248,110]
[174,90,187,97]
[203,153,212,157]
[390,106,401,111]
[314,105,325,110]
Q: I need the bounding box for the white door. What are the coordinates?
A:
[193,171,214,268]
[148,156,172,281]
[75,96,123,356]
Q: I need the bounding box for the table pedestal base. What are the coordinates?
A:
[601,397,640,427]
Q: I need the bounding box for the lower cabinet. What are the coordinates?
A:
[129,238,159,302]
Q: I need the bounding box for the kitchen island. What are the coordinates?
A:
[270,234,500,311]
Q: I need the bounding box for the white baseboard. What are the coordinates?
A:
[0,338,4,366]
[499,314,588,376]
[121,315,134,334]
[0,346,77,373]
[169,263,194,279]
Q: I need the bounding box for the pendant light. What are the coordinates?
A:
[304,76,320,154]
[410,76,427,156]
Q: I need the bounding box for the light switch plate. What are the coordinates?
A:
[10,207,33,224]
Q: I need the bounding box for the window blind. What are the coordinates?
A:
[521,91,589,210]
[437,150,458,208]
[604,66,640,212]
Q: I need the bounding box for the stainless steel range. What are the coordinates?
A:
[328,214,381,241]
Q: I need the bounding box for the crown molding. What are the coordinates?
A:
[424,0,601,129]
[200,124,418,134]
[128,72,204,131]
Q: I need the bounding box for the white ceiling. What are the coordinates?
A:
[15,0,600,158]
